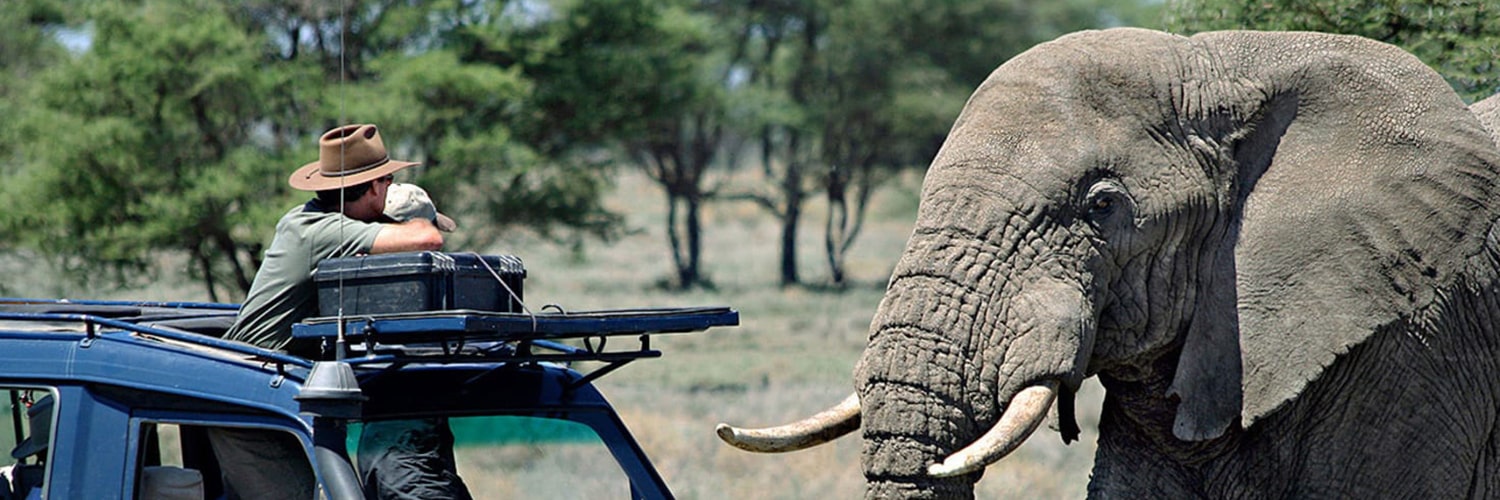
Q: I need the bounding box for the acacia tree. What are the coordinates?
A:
[1166,0,1500,101]
[1,1,293,300]
[728,0,1155,286]
[709,0,823,287]
[0,0,66,130]
[0,0,628,298]
[518,0,727,289]
[0,0,68,218]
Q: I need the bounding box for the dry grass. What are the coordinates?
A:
[10,169,1103,498]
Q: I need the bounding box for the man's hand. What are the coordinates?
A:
[384,183,457,232]
[372,183,450,254]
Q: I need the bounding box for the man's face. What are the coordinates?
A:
[345,174,396,222]
[371,174,395,206]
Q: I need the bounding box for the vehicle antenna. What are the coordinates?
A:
[296,3,367,497]
[333,0,350,362]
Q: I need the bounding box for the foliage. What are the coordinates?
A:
[1165,0,1500,102]
[0,0,629,297]
[313,0,628,250]
[0,1,291,299]
[0,0,69,215]
[0,0,1162,296]
[522,0,727,289]
[720,0,1155,286]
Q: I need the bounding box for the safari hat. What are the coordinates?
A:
[289,124,419,191]
[10,394,53,460]
[384,183,458,232]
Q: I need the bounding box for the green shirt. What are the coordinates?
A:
[224,200,384,353]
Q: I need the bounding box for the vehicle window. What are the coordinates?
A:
[134,422,207,500]
[134,422,313,500]
[137,422,187,467]
[351,415,631,499]
[1,387,55,500]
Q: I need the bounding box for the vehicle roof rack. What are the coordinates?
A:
[292,306,738,342]
[1,298,740,389]
[0,298,310,371]
[292,307,739,388]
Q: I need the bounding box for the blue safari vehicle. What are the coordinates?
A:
[0,252,737,499]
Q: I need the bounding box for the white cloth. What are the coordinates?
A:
[384,183,456,232]
[0,464,42,500]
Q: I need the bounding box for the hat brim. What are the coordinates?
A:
[10,437,42,460]
[435,212,457,232]
[288,159,419,192]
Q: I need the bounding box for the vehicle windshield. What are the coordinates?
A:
[349,415,631,498]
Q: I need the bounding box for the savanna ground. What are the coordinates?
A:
[2,169,1103,498]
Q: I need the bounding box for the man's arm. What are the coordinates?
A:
[370,218,444,254]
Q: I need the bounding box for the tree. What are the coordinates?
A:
[521,0,726,289]
[726,0,1157,287]
[1,1,293,300]
[0,0,69,194]
[1166,0,1500,102]
[0,0,1169,298]
[709,0,824,287]
[0,0,630,298]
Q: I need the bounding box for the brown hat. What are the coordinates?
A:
[289,124,419,191]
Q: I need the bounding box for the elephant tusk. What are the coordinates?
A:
[928,381,1058,478]
[715,393,861,453]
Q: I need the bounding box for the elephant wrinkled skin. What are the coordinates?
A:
[718,28,1500,498]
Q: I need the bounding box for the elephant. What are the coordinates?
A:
[716,28,1500,498]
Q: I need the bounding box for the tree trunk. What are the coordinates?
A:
[213,231,254,294]
[196,248,220,303]
[665,189,704,289]
[779,157,803,287]
[823,162,878,286]
[686,194,702,287]
[824,196,848,285]
[665,192,690,288]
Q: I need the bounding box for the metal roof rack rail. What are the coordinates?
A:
[0,311,311,370]
[292,306,739,385]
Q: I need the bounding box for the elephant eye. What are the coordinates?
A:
[1084,181,1128,223]
[1087,192,1119,220]
[1091,196,1115,215]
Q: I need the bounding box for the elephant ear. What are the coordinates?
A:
[1169,73,1299,440]
[1169,243,1244,440]
[1197,32,1500,427]
[1472,94,1500,144]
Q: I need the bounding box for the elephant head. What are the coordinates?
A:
[719,28,1500,498]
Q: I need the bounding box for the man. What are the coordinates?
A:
[212,124,468,500]
[225,123,447,357]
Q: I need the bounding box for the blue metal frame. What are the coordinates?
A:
[0,309,316,499]
[351,361,673,497]
[0,297,240,311]
[291,307,739,342]
[0,298,734,499]
[0,312,310,368]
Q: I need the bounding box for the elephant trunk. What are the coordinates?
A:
[857,368,982,499]
[928,381,1057,477]
[856,263,1094,498]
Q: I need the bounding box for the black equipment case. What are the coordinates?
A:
[314,251,526,316]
